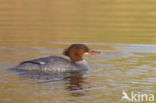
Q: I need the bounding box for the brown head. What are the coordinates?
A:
[63,44,100,62]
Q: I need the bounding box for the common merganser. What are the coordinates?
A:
[15,44,100,72]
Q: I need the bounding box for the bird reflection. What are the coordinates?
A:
[14,69,88,97]
[64,71,87,97]
[66,75,84,90]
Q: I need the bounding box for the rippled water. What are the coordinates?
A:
[0,0,156,103]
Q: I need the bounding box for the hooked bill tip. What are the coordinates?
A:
[88,50,100,54]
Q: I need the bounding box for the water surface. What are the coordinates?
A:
[0,0,156,103]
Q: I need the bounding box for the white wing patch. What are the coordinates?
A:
[40,62,45,65]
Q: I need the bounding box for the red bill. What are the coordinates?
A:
[88,50,101,54]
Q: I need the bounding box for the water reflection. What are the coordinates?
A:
[13,69,88,97]
[65,72,87,97]
[1,42,156,103]
[1,0,156,102]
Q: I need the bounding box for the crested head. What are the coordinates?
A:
[63,44,89,62]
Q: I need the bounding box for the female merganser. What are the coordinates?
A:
[15,44,100,72]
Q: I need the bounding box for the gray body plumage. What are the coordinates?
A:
[16,56,89,73]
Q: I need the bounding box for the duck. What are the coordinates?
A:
[15,44,100,73]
